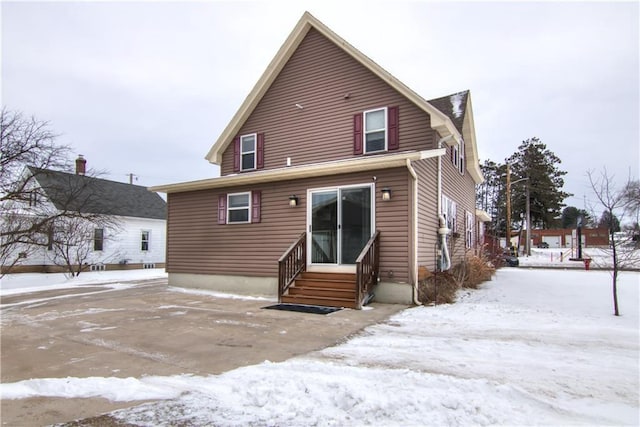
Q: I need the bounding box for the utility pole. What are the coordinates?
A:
[525,180,531,256]
[506,163,511,249]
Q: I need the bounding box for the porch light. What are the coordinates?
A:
[289,195,299,207]
[381,188,392,201]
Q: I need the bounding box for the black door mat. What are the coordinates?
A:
[262,303,342,315]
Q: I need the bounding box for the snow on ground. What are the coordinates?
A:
[0,269,167,296]
[1,268,638,426]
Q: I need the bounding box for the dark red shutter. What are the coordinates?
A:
[257,133,264,169]
[233,137,240,172]
[388,106,399,150]
[353,113,363,155]
[218,194,227,224]
[251,191,261,223]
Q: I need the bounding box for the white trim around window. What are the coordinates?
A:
[141,230,150,251]
[227,192,252,224]
[441,195,457,232]
[240,133,257,171]
[364,107,387,153]
[465,211,474,249]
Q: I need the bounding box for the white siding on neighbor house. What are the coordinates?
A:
[12,216,166,268]
[103,217,166,266]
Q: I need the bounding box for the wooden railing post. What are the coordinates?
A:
[278,232,307,302]
[355,231,380,309]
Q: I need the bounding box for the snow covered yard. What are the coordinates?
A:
[1,268,638,426]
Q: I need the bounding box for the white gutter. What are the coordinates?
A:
[437,135,455,271]
[405,159,421,306]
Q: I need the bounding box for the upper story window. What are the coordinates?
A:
[141,230,150,251]
[353,106,399,155]
[234,133,264,172]
[240,134,256,171]
[451,139,465,175]
[364,108,387,153]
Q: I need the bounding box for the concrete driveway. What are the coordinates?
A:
[0,277,408,426]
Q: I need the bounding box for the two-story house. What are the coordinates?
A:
[2,156,167,273]
[151,12,488,308]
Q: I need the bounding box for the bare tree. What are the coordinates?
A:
[1,109,122,276]
[1,109,71,272]
[49,216,122,277]
[587,168,640,316]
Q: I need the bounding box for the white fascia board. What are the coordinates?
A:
[151,149,445,194]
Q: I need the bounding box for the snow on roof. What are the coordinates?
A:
[450,92,464,119]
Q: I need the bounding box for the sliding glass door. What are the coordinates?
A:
[309,185,373,265]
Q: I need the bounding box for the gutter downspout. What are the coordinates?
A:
[406,159,421,305]
[437,135,454,272]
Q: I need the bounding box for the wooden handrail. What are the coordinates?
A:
[278,232,306,301]
[355,231,380,309]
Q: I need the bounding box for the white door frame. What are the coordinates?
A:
[306,183,375,272]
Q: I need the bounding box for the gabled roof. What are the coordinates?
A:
[29,167,166,220]
[204,11,483,184]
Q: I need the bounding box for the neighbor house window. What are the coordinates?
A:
[465,211,474,249]
[364,108,387,153]
[141,230,150,251]
[240,134,256,171]
[94,228,104,251]
[227,192,251,223]
[441,195,457,232]
[28,191,39,207]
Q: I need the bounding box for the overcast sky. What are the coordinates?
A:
[2,1,638,211]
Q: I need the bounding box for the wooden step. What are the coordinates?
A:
[300,272,356,282]
[281,294,358,309]
[293,278,355,290]
[288,286,355,299]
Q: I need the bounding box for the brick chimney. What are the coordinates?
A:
[75,155,87,175]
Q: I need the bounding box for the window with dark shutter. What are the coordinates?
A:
[256,133,264,169]
[252,191,261,223]
[364,108,386,153]
[218,194,227,224]
[233,137,240,172]
[353,113,363,155]
[388,106,399,150]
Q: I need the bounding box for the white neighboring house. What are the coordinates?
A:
[2,157,166,273]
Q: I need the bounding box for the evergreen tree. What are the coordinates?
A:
[598,210,621,233]
[507,137,571,229]
[560,206,593,229]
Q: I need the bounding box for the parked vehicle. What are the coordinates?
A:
[537,242,550,248]
[502,253,520,267]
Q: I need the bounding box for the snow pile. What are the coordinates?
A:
[1,269,638,425]
[0,268,167,296]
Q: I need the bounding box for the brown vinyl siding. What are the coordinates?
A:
[166,168,411,284]
[220,28,435,175]
[414,157,439,270]
[440,142,478,265]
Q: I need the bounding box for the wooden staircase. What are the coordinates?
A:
[281,272,358,309]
